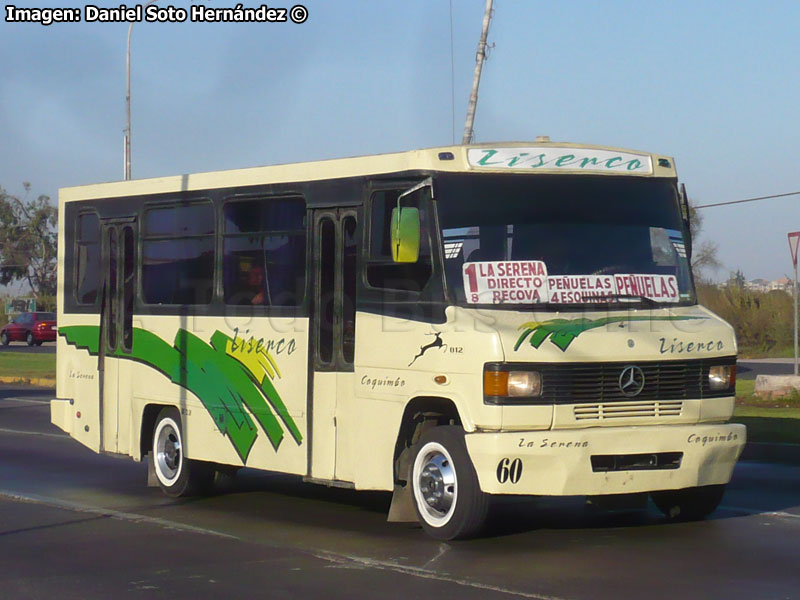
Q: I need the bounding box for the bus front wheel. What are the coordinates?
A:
[651,484,726,521]
[152,407,213,497]
[410,426,489,540]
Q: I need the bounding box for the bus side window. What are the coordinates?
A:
[142,202,215,305]
[342,215,357,364]
[223,196,306,307]
[366,189,432,292]
[75,212,101,305]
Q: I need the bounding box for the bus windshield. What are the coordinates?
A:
[436,174,695,308]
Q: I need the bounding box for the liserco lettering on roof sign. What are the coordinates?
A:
[467,147,653,174]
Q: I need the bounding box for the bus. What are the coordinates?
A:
[51,141,745,540]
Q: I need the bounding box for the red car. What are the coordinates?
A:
[1,312,57,346]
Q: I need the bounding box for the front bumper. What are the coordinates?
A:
[466,422,746,496]
[51,398,71,433]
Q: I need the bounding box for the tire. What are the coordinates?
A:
[0,332,8,346]
[26,332,35,346]
[651,484,726,521]
[152,407,213,497]
[410,426,489,540]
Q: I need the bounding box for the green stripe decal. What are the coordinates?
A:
[514,315,706,352]
[59,325,302,463]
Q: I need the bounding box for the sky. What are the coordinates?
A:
[1,0,798,286]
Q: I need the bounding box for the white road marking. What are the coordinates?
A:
[0,490,238,540]
[0,427,67,439]
[0,397,52,405]
[313,551,568,600]
[423,543,450,568]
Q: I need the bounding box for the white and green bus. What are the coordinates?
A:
[52,142,744,539]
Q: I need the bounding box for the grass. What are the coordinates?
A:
[734,376,800,444]
[735,379,755,398]
[734,414,800,444]
[738,345,795,359]
[735,378,800,410]
[0,352,55,380]
[734,406,800,419]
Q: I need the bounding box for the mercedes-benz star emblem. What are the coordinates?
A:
[619,365,645,397]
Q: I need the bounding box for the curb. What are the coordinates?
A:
[740,442,800,465]
[0,376,55,388]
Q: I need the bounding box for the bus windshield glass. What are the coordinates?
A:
[436,174,694,308]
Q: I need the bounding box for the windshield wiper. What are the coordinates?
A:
[604,294,659,307]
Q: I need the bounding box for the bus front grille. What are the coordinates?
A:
[492,357,736,405]
[574,400,683,421]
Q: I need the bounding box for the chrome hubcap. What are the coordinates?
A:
[156,424,181,480]
[418,451,455,517]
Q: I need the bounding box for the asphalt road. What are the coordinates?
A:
[737,359,795,380]
[0,341,55,353]
[1,385,799,599]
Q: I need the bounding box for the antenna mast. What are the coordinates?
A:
[462,0,493,145]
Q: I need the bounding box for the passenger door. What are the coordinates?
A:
[310,208,359,483]
[99,218,137,455]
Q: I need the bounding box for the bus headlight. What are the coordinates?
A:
[484,369,542,398]
[508,371,542,397]
[708,365,735,391]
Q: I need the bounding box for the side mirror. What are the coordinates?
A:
[391,207,420,263]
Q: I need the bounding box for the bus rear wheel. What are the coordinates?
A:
[651,484,726,521]
[152,407,213,497]
[410,426,489,540]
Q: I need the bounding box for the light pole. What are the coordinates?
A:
[462,0,493,145]
[790,232,800,375]
[124,0,158,180]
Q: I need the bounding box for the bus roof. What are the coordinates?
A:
[59,141,677,202]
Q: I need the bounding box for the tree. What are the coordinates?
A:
[726,269,746,288]
[687,199,721,280]
[0,183,57,297]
